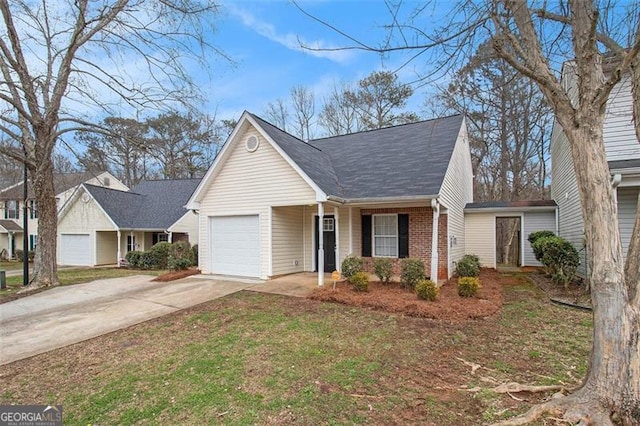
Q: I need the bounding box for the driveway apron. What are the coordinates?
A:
[0,275,251,365]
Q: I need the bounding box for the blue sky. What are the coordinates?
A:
[203,1,447,123]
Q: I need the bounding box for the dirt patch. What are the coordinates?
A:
[309,268,504,321]
[527,270,591,308]
[152,268,200,282]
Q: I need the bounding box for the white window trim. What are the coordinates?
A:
[372,213,399,258]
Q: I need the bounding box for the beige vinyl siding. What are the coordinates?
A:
[464,213,495,268]
[522,211,557,266]
[439,122,473,276]
[550,117,587,276]
[272,206,305,275]
[95,231,118,265]
[169,211,199,245]
[119,231,146,256]
[604,75,640,162]
[197,125,317,277]
[618,187,639,260]
[57,193,115,265]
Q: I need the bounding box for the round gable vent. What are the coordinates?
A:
[245,135,259,152]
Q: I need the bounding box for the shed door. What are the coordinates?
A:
[60,233,91,265]
[210,215,260,277]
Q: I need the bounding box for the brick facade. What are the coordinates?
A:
[360,207,448,280]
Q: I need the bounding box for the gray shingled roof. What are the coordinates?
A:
[0,171,109,200]
[84,179,200,229]
[250,113,464,199]
[609,158,640,171]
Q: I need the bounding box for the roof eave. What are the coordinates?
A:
[332,195,439,206]
[465,206,558,213]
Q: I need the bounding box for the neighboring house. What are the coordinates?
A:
[57,179,200,266]
[551,66,640,276]
[187,111,474,284]
[0,171,125,259]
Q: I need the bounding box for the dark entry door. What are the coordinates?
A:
[315,215,336,272]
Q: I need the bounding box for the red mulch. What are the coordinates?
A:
[309,268,504,322]
[152,268,201,282]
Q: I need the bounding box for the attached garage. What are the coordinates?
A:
[209,215,260,277]
[60,233,92,266]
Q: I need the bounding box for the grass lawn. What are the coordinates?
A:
[0,268,163,300]
[0,275,592,425]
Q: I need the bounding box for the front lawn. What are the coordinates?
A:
[0,274,592,425]
[0,268,163,301]
[0,260,24,271]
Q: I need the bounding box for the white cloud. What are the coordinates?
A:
[226,4,354,64]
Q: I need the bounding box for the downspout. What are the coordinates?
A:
[334,206,340,272]
[318,202,324,286]
[611,173,622,206]
[431,199,440,283]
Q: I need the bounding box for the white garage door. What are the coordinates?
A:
[60,233,91,266]
[210,215,260,277]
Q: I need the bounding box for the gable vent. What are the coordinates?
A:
[245,135,259,152]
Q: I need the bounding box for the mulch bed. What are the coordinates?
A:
[527,270,592,309]
[309,268,504,322]
[152,268,200,282]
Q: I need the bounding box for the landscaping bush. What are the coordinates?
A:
[373,257,393,285]
[455,254,480,277]
[528,230,556,262]
[14,249,23,261]
[349,271,369,292]
[28,250,35,262]
[341,254,363,279]
[191,244,199,266]
[138,251,161,270]
[533,235,579,288]
[168,241,192,271]
[149,241,172,269]
[125,250,142,268]
[400,258,426,289]
[416,279,439,301]
[458,276,481,297]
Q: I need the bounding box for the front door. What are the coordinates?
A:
[315,215,336,272]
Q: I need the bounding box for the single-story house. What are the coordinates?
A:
[57,179,200,266]
[186,111,474,284]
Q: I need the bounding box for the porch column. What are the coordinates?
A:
[334,206,340,272]
[348,207,353,254]
[117,230,122,266]
[168,232,173,243]
[431,199,440,283]
[318,202,324,286]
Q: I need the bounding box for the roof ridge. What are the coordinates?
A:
[248,112,324,153]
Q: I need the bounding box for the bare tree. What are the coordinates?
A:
[0,0,222,287]
[297,0,640,423]
[318,82,362,136]
[264,98,289,131]
[290,85,315,140]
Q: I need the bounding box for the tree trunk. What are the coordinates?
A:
[559,115,640,423]
[29,154,58,288]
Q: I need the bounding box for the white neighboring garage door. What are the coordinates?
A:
[60,233,92,266]
[210,215,260,277]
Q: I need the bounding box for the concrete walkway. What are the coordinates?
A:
[0,275,252,365]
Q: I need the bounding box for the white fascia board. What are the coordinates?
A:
[464,206,558,214]
[167,210,195,232]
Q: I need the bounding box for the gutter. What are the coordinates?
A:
[326,194,438,206]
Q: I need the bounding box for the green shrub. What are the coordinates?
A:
[373,257,394,285]
[191,244,199,266]
[534,236,579,289]
[528,231,556,262]
[400,258,426,289]
[14,249,23,261]
[125,250,142,268]
[138,251,161,270]
[416,279,439,301]
[28,250,35,262]
[149,241,172,269]
[455,254,480,277]
[168,241,192,271]
[341,254,364,279]
[349,271,369,292]
[458,276,481,297]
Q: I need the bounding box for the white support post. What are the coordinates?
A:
[348,207,353,254]
[334,206,340,272]
[431,200,440,283]
[318,202,324,286]
[117,230,122,266]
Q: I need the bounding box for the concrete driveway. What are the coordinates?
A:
[0,275,252,365]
